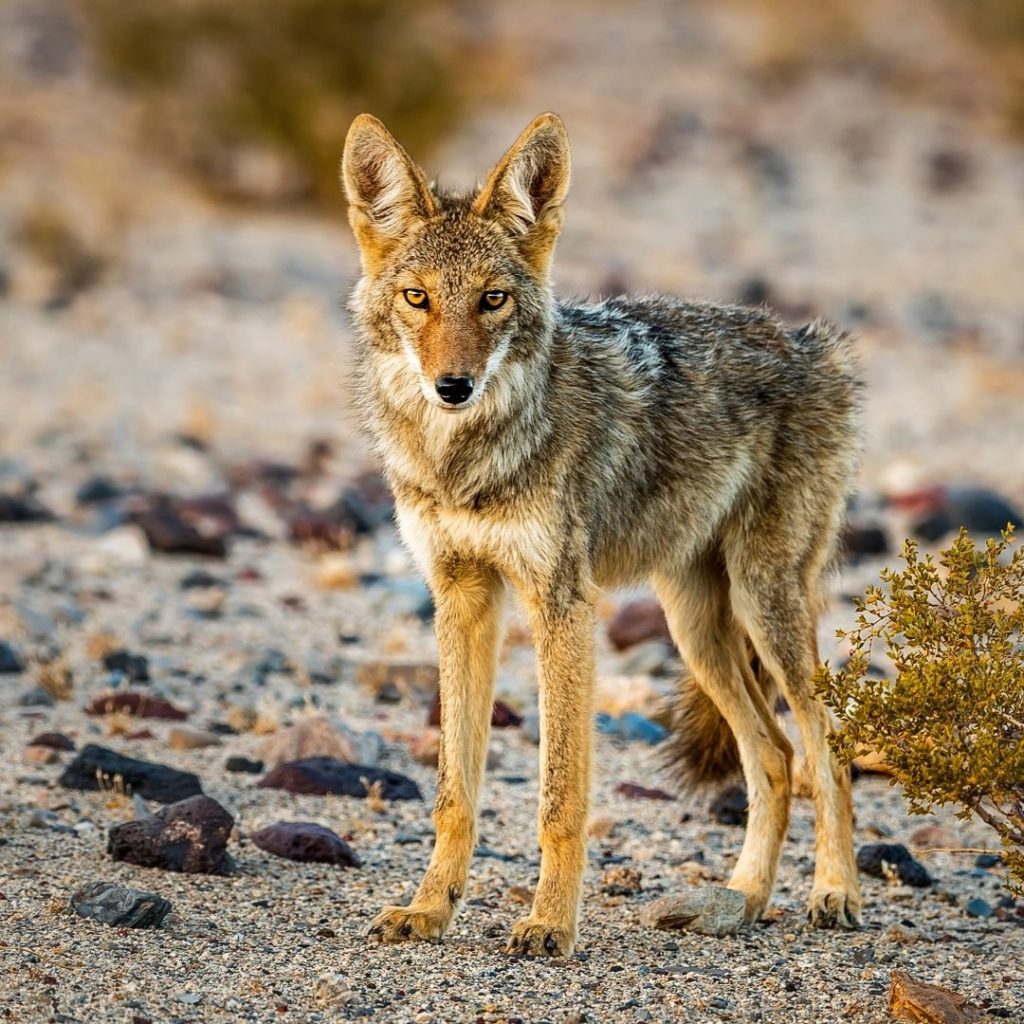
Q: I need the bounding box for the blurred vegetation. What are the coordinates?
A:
[944,0,1024,133]
[80,0,494,207]
[817,530,1024,893]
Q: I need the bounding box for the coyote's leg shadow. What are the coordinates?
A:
[370,559,504,944]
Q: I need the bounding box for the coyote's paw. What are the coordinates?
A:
[505,917,575,958]
[807,888,860,930]
[368,904,448,945]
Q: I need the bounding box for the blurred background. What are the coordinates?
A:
[2,0,1024,527]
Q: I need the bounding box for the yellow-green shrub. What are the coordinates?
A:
[817,529,1024,892]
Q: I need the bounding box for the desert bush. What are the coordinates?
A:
[80,0,495,206]
[817,528,1024,892]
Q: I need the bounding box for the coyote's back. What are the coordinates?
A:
[342,110,863,957]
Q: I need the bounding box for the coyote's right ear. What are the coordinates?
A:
[473,113,571,277]
[341,114,436,275]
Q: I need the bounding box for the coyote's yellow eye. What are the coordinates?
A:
[480,290,508,311]
[403,289,429,309]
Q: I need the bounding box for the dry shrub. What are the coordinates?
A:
[817,528,1024,892]
[80,0,499,206]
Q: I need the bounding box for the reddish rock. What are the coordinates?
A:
[607,599,670,651]
[615,782,674,801]
[107,795,234,874]
[408,729,441,767]
[257,757,421,801]
[28,732,75,751]
[251,822,360,868]
[85,692,188,721]
[427,692,523,729]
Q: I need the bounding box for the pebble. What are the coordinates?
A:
[356,658,439,699]
[101,649,150,682]
[965,897,993,918]
[23,745,59,765]
[639,887,747,937]
[108,794,234,874]
[257,714,359,766]
[18,687,55,708]
[710,785,748,826]
[596,712,667,745]
[28,731,75,751]
[60,743,203,803]
[975,853,1002,869]
[258,757,421,801]
[615,782,674,801]
[69,880,171,928]
[225,756,264,774]
[607,598,671,651]
[84,691,188,721]
[600,865,642,896]
[856,843,933,887]
[409,728,441,766]
[167,728,222,751]
[0,641,24,674]
[251,821,360,867]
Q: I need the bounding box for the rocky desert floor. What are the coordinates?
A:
[2,0,1024,1021]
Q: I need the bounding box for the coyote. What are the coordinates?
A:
[342,112,862,957]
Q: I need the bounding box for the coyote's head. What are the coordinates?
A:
[342,113,570,413]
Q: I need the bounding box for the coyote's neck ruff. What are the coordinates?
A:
[343,112,862,957]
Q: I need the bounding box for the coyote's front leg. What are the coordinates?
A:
[507,594,595,957]
[370,559,503,945]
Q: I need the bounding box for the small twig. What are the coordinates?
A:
[914,847,1002,856]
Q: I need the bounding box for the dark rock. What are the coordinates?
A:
[710,785,748,826]
[856,843,933,887]
[180,569,227,590]
[607,598,670,651]
[427,691,522,729]
[225,756,264,774]
[286,506,356,551]
[333,471,394,534]
[75,476,125,505]
[60,744,202,803]
[490,700,523,728]
[102,649,150,683]
[842,522,889,560]
[925,148,973,193]
[84,691,187,720]
[251,822,360,867]
[0,493,53,523]
[0,641,25,674]
[616,782,674,801]
[28,731,75,751]
[18,686,54,708]
[107,794,234,874]
[70,880,171,928]
[257,757,421,801]
[127,495,229,557]
[975,853,1002,869]
[965,897,992,918]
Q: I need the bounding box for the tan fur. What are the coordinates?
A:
[342,113,863,956]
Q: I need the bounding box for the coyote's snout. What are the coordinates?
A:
[342,112,863,957]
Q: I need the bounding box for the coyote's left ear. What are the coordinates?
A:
[341,114,437,275]
[472,113,570,277]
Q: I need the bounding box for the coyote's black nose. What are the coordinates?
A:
[435,375,474,406]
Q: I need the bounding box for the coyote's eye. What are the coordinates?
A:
[480,290,508,311]
[403,289,429,309]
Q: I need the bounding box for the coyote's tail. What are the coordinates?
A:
[663,647,777,784]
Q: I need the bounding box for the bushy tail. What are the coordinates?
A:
[663,648,777,785]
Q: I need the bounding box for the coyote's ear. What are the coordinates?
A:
[472,113,570,277]
[341,114,436,275]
